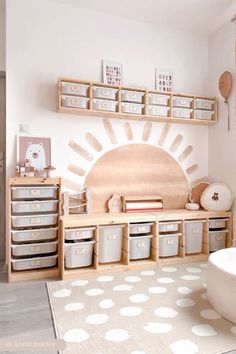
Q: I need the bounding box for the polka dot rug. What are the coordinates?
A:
[47,262,236,354]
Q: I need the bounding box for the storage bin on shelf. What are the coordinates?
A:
[121,102,144,115]
[148,105,170,117]
[61,82,89,97]
[65,240,95,268]
[172,108,192,119]
[159,221,181,233]
[11,214,58,228]
[209,218,228,230]
[185,220,205,254]
[209,230,227,252]
[172,96,193,108]
[11,200,58,214]
[129,235,153,260]
[92,99,118,112]
[11,241,58,257]
[148,93,170,106]
[11,255,58,271]
[11,186,58,200]
[11,227,58,243]
[61,95,90,109]
[92,86,118,100]
[194,110,214,120]
[121,90,145,103]
[194,98,214,110]
[129,223,152,235]
[99,225,125,263]
[159,234,180,257]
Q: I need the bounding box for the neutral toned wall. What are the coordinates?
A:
[0,0,5,71]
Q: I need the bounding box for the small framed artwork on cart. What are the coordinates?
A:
[102,60,123,85]
[155,68,173,93]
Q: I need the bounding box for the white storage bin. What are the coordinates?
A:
[11,187,58,200]
[159,234,180,257]
[92,99,118,112]
[11,255,58,271]
[194,98,214,110]
[209,231,226,252]
[65,240,95,268]
[61,82,89,97]
[129,235,153,260]
[209,218,228,230]
[65,227,95,240]
[61,95,89,109]
[172,108,192,119]
[148,93,170,106]
[11,241,58,257]
[11,200,58,214]
[121,102,144,115]
[159,222,181,233]
[92,86,118,100]
[11,214,58,228]
[99,225,125,263]
[121,90,144,103]
[11,227,58,243]
[185,221,205,254]
[129,223,152,235]
[148,105,169,117]
[194,110,214,120]
[172,96,193,108]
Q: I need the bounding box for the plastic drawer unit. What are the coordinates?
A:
[99,225,125,263]
[65,240,95,268]
[11,255,58,271]
[209,231,227,252]
[159,234,180,257]
[65,227,95,241]
[194,98,214,110]
[129,235,153,260]
[11,227,58,243]
[172,96,193,108]
[11,200,58,214]
[121,90,144,103]
[92,86,118,100]
[194,110,214,120]
[61,95,89,109]
[11,241,58,257]
[121,102,144,115]
[129,223,152,235]
[172,108,192,119]
[11,186,58,200]
[148,93,170,106]
[61,82,89,97]
[159,221,181,233]
[209,218,228,230]
[148,105,169,117]
[185,220,205,254]
[92,99,118,112]
[11,214,58,228]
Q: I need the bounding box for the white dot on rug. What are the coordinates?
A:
[201,292,207,300]
[71,279,88,287]
[99,299,115,309]
[85,288,104,296]
[181,275,200,281]
[113,284,133,291]
[105,329,130,342]
[131,351,146,354]
[155,307,178,318]
[144,322,172,334]
[140,270,155,276]
[63,328,89,343]
[178,286,192,295]
[119,306,142,317]
[157,277,175,284]
[64,302,84,311]
[200,263,208,268]
[124,276,142,283]
[176,298,195,307]
[230,327,236,335]
[200,309,221,320]
[129,294,149,303]
[53,289,71,298]
[192,324,217,336]
[148,286,167,294]
[85,314,109,325]
[97,275,114,282]
[186,267,202,273]
[170,339,199,354]
[161,267,177,272]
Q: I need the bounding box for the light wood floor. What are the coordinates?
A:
[0,261,235,354]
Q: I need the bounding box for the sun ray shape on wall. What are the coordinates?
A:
[124,122,133,141]
[85,133,103,152]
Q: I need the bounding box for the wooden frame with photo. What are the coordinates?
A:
[102,60,123,86]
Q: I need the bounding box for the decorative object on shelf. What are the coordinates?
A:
[189,181,210,206]
[16,159,36,177]
[218,71,232,131]
[185,202,200,211]
[17,135,52,177]
[201,183,233,211]
[122,195,163,213]
[44,165,56,178]
[62,189,90,215]
[102,60,123,85]
[108,194,122,213]
[155,68,173,93]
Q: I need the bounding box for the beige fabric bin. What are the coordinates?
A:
[209,218,228,229]
[11,227,58,243]
[11,241,58,257]
[11,200,58,214]
[11,255,58,271]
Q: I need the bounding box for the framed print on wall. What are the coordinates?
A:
[155,68,173,93]
[102,60,123,85]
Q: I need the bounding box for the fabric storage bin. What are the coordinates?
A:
[61,95,89,109]
[99,225,124,263]
[129,235,153,260]
[11,214,58,228]
[92,86,118,100]
[11,227,58,243]
[121,102,144,115]
[121,90,144,103]
[185,220,205,254]
[148,93,170,106]
[11,200,58,214]
[172,96,193,108]
[159,222,181,233]
[11,255,58,271]
[194,98,214,110]
[11,186,58,200]
[61,82,89,97]
[92,99,118,112]
[65,227,95,240]
[209,218,228,230]
[129,223,152,235]
[209,231,226,252]
[194,110,214,120]
[172,108,192,119]
[65,240,95,268]
[11,241,58,257]
[148,105,169,117]
[159,234,180,257]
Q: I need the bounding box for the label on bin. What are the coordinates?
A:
[30,189,41,196]
[31,203,40,210]
[31,260,40,266]
[31,218,40,224]
[107,234,116,240]
[75,247,85,254]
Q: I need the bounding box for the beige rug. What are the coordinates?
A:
[47,262,236,354]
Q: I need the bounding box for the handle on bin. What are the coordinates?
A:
[137,241,145,248]
[75,248,86,255]
[107,234,116,240]
[167,239,174,245]
[192,228,199,234]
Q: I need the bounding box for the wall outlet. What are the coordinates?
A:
[20,124,31,134]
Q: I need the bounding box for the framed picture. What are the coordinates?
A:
[102,60,123,85]
[17,135,51,172]
[155,68,173,93]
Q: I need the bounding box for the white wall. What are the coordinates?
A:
[6,0,209,189]
[0,0,5,71]
[208,21,236,244]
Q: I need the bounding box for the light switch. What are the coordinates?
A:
[20,124,31,134]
